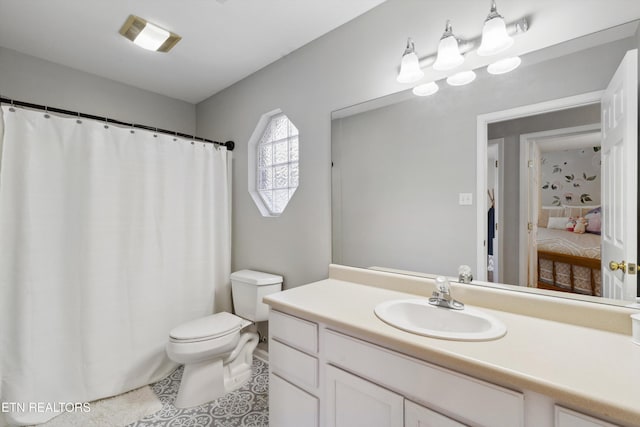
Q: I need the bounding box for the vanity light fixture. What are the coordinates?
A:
[477,1,514,56]
[396,38,425,84]
[396,1,526,96]
[119,15,182,53]
[432,21,465,71]
[487,56,522,75]
[412,81,439,97]
[446,70,476,86]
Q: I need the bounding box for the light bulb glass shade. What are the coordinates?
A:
[433,35,465,71]
[412,81,439,97]
[478,16,513,56]
[134,22,171,51]
[397,51,424,83]
[487,56,521,74]
[446,70,476,86]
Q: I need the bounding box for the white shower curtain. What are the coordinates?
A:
[0,106,231,425]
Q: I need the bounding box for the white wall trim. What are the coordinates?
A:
[475,91,604,283]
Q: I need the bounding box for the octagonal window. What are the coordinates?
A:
[248,110,299,217]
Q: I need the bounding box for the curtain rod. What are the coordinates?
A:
[0,96,235,151]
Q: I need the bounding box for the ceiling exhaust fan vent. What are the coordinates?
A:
[119,15,181,53]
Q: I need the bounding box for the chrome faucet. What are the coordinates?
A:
[429,276,464,310]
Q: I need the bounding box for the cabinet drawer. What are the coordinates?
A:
[325,330,523,427]
[555,406,619,427]
[405,399,467,427]
[270,373,318,427]
[270,338,318,389]
[270,310,318,353]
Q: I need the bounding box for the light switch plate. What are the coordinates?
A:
[459,193,473,205]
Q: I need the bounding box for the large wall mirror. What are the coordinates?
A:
[331,21,639,304]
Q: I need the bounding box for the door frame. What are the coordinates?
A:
[476,91,604,282]
[487,139,503,282]
[518,124,602,287]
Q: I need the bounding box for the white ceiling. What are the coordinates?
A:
[2,1,640,106]
[0,0,386,103]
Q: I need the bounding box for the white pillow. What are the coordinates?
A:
[547,216,570,230]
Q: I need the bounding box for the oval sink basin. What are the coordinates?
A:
[374,299,507,341]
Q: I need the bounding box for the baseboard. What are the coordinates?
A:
[254,347,268,363]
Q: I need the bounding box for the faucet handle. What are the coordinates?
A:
[458,265,473,284]
[430,276,465,310]
[435,276,450,294]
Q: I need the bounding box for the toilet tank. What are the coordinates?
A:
[231,270,283,322]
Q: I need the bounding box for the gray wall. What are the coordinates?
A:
[197,0,635,288]
[195,1,414,288]
[488,104,601,284]
[0,47,196,134]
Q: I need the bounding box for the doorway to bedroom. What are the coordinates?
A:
[487,105,602,295]
[478,45,638,303]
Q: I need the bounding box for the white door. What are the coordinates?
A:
[601,49,638,301]
[326,365,403,427]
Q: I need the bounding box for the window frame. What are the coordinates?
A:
[247,109,299,217]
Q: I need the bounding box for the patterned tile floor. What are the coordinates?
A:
[128,358,269,427]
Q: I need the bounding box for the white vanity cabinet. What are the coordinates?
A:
[326,365,404,427]
[404,399,466,427]
[555,406,620,427]
[325,365,466,427]
[270,373,318,427]
[269,310,320,427]
[267,309,623,427]
[324,329,524,427]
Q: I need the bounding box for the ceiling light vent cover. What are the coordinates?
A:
[119,15,181,53]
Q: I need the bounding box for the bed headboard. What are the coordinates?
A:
[538,205,600,228]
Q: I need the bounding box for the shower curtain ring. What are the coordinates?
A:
[76,111,82,125]
[44,106,50,119]
[130,123,135,134]
[154,128,158,138]
[9,98,16,112]
[104,117,109,129]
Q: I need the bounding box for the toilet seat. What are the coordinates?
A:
[169,312,244,343]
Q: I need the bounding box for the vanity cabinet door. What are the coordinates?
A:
[270,373,318,427]
[326,365,403,427]
[555,406,619,427]
[405,400,467,427]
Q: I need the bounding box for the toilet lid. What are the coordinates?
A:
[169,312,244,342]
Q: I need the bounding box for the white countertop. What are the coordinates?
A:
[264,274,640,426]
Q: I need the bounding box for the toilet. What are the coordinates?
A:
[166,269,282,408]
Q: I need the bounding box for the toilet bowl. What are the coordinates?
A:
[166,270,282,408]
